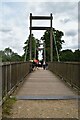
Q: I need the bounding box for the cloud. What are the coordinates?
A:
[78,2,80,24]
[65,30,77,37]
[0,2,78,56]
[0,28,12,33]
[60,18,71,24]
[39,2,78,17]
[62,34,78,51]
[2,0,79,3]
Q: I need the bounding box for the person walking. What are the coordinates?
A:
[43,61,46,70]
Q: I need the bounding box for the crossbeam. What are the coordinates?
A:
[30,27,51,30]
[31,16,53,20]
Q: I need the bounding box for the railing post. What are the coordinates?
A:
[50,13,53,62]
[10,63,12,90]
[0,63,2,106]
[5,65,7,96]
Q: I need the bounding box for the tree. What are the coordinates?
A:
[0,50,4,62]
[23,34,40,61]
[4,47,12,57]
[11,52,22,61]
[4,47,13,61]
[60,49,74,61]
[41,28,64,62]
[73,49,80,61]
[1,47,22,62]
[23,37,30,61]
[59,49,80,62]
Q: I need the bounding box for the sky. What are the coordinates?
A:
[0,0,79,58]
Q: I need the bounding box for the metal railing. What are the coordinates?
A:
[48,62,80,90]
[2,62,32,98]
[1,61,80,99]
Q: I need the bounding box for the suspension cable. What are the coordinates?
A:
[53,33,60,62]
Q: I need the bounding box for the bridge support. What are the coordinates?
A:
[30,13,32,60]
[29,13,53,61]
[50,13,53,62]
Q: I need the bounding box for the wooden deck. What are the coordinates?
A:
[14,68,78,99]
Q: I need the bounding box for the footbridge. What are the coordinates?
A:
[0,61,80,119]
[1,61,80,99]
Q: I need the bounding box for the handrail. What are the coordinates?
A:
[2,62,32,99]
[48,62,80,91]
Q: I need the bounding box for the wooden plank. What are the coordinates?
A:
[15,69,77,97]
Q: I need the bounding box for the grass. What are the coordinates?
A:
[2,96,17,117]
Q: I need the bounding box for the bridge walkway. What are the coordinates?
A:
[8,68,79,119]
[15,68,77,98]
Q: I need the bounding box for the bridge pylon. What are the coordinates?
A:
[29,13,53,62]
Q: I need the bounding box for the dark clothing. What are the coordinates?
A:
[43,61,46,70]
[43,64,46,69]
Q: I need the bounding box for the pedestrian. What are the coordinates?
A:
[46,62,48,70]
[43,61,46,70]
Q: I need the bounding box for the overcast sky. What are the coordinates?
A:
[0,0,79,56]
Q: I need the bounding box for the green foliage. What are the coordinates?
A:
[0,50,3,62]
[41,29,80,62]
[2,97,16,116]
[73,49,80,61]
[53,30,64,54]
[23,34,40,61]
[60,49,74,61]
[60,49,80,62]
[41,29,64,62]
[0,47,22,62]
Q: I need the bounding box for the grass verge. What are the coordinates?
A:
[2,96,17,117]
